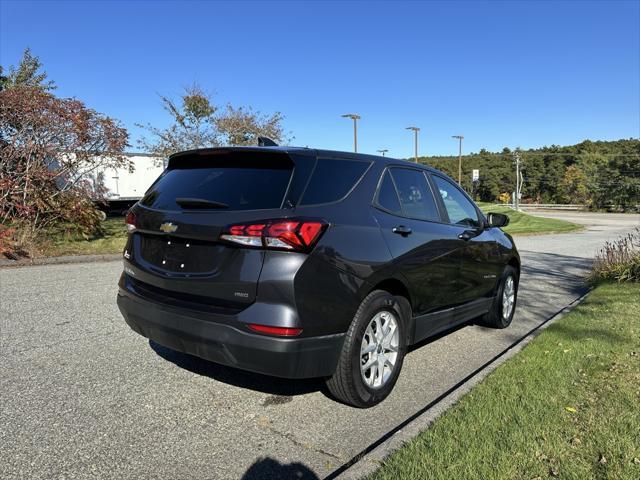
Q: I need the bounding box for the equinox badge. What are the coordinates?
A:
[160,222,178,233]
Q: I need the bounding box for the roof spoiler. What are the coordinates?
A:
[258,136,278,147]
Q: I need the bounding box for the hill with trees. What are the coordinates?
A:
[418,139,639,210]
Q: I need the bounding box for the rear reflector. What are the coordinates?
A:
[247,324,303,336]
[221,218,327,252]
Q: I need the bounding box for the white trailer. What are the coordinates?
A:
[89,153,165,214]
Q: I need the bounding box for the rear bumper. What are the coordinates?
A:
[117,279,345,379]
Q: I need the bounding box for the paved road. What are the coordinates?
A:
[1,212,638,480]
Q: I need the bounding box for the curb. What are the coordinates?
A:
[328,288,592,480]
[0,253,122,269]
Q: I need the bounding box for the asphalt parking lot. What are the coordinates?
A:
[1,211,638,479]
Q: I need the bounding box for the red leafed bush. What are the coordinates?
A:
[0,86,130,257]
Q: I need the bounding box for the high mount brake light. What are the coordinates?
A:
[125,211,137,233]
[220,219,326,252]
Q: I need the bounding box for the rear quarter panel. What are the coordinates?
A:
[291,161,400,336]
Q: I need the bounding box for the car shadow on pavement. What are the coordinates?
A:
[149,340,325,397]
[241,457,320,480]
[519,250,593,281]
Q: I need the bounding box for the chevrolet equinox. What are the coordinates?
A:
[117,146,519,407]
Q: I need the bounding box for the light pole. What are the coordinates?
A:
[452,135,464,185]
[406,126,420,162]
[377,149,389,157]
[342,114,361,152]
[513,149,523,211]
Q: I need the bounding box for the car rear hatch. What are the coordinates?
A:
[124,148,316,311]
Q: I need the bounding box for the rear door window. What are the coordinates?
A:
[300,158,370,205]
[389,168,440,221]
[140,154,293,211]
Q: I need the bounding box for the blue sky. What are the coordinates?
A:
[1,0,639,157]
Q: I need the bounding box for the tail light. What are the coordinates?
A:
[125,210,137,233]
[220,219,327,252]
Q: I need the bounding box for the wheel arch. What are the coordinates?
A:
[367,277,414,344]
[507,255,521,277]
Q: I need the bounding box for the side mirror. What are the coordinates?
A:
[487,212,510,228]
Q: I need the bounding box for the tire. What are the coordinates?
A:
[482,265,518,329]
[326,290,408,408]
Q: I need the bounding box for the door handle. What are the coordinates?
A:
[393,225,412,236]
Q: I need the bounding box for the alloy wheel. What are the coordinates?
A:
[502,275,515,320]
[360,311,399,389]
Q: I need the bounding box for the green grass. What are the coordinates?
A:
[370,282,640,480]
[479,203,583,235]
[42,217,127,257]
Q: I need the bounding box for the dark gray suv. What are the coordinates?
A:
[117,146,519,407]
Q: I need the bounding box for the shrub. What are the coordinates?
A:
[590,227,640,283]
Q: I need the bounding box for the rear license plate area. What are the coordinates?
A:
[139,234,217,273]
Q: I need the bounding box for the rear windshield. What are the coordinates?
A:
[300,158,370,205]
[140,154,293,211]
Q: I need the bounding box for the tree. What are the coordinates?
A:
[136,85,218,158]
[0,47,56,92]
[0,86,130,256]
[137,84,290,157]
[597,152,640,209]
[521,153,545,202]
[558,165,589,204]
[216,105,287,147]
[577,152,609,207]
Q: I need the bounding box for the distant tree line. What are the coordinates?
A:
[418,139,640,210]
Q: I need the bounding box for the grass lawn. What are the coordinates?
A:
[480,203,583,236]
[369,282,640,480]
[41,217,127,257]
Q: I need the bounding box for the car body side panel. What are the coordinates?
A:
[293,254,370,337]
[448,226,504,303]
[310,222,394,280]
[289,204,394,336]
[371,208,462,316]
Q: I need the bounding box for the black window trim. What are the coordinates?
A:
[297,156,373,207]
[428,172,487,229]
[372,165,448,224]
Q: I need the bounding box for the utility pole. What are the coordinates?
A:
[513,149,521,211]
[377,149,388,157]
[452,135,464,185]
[341,114,361,152]
[406,126,420,162]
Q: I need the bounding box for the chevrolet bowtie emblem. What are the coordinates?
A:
[159,222,178,233]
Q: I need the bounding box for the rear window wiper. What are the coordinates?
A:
[175,197,229,209]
